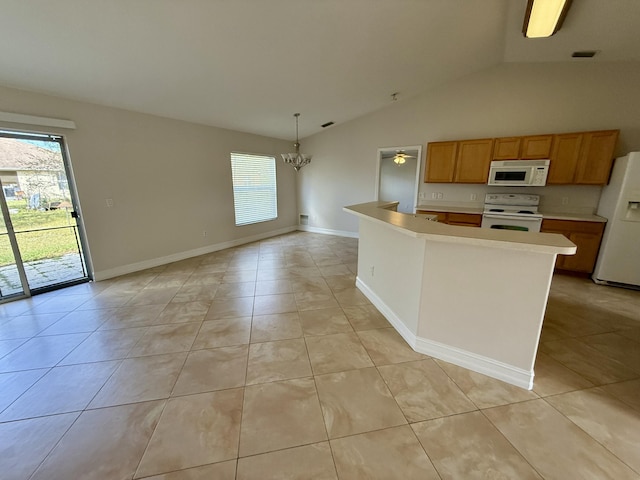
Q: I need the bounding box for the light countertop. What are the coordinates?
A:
[345,201,576,255]
[416,204,607,223]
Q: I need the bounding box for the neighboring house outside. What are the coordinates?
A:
[0,137,68,208]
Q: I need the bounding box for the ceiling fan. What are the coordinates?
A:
[383,150,417,165]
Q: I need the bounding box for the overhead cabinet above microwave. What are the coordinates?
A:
[425,129,619,185]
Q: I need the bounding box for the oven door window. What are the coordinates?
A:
[490,224,529,231]
[481,214,542,233]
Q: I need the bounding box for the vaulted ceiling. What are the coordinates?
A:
[1,0,638,140]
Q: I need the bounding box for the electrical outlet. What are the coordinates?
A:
[431,192,437,199]
[105,198,114,207]
[202,230,207,237]
[370,266,375,277]
[419,192,426,200]
[562,197,569,205]
[470,193,477,201]
[437,192,443,200]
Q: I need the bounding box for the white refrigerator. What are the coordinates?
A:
[592,152,640,288]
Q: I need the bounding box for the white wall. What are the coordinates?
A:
[0,86,297,279]
[299,62,640,233]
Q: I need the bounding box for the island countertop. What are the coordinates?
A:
[344,201,576,255]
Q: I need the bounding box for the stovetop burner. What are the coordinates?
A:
[482,193,542,218]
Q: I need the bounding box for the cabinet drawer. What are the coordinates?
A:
[447,213,482,226]
[541,219,605,234]
[416,210,447,222]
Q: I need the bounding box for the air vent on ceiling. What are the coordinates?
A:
[572,50,598,58]
[321,121,335,128]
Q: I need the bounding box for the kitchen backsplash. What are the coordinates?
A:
[419,184,602,215]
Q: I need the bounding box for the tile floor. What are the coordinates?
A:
[0,231,639,479]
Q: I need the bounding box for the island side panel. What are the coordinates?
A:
[355,219,425,339]
[418,240,555,377]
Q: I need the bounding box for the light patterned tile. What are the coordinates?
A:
[30,401,164,480]
[331,425,440,480]
[246,338,312,385]
[239,378,327,457]
[532,351,594,397]
[412,411,542,479]
[136,390,243,478]
[191,317,251,349]
[299,307,353,336]
[89,353,186,408]
[250,312,302,342]
[546,387,640,473]
[357,328,425,365]
[378,359,476,422]
[342,305,390,330]
[141,461,237,480]
[237,442,336,480]
[0,412,80,480]
[172,345,248,396]
[305,332,373,375]
[315,367,406,438]
[484,399,638,480]
[435,360,538,409]
[0,361,119,421]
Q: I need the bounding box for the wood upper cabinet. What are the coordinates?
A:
[493,137,521,160]
[540,219,605,273]
[426,129,617,185]
[548,130,618,185]
[574,130,619,184]
[521,135,553,159]
[548,133,583,184]
[425,141,457,183]
[425,139,492,184]
[453,138,494,183]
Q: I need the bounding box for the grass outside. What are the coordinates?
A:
[0,200,79,266]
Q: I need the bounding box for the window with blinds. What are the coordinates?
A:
[230,152,278,226]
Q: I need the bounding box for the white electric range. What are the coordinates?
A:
[481,193,543,232]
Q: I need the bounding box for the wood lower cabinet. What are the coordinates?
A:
[416,210,482,227]
[447,213,482,226]
[540,219,605,273]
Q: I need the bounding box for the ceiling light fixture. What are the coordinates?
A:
[281,113,312,172]
[393,152,407,165]
[523,0,573,38]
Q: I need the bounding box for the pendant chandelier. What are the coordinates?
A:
[281,113,312,171]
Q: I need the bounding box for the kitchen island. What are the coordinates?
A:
[344,201,576,389]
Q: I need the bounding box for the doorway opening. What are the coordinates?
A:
[0,130,91,303]
[376,145,422,214]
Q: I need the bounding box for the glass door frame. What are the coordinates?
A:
[0,178,30,302]
[0,128,93,301]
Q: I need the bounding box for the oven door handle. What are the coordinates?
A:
[482,214,541,222]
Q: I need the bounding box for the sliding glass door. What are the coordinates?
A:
[0,130,90,302]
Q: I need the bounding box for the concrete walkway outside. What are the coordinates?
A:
[0,253,87,297]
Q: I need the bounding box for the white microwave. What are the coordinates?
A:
[488,160,550,186]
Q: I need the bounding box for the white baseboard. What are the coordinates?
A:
[297,224,359,238]
[93,225,298,281]
[356,277,534,390]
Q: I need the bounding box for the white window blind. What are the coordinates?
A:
[230,152,278,226]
